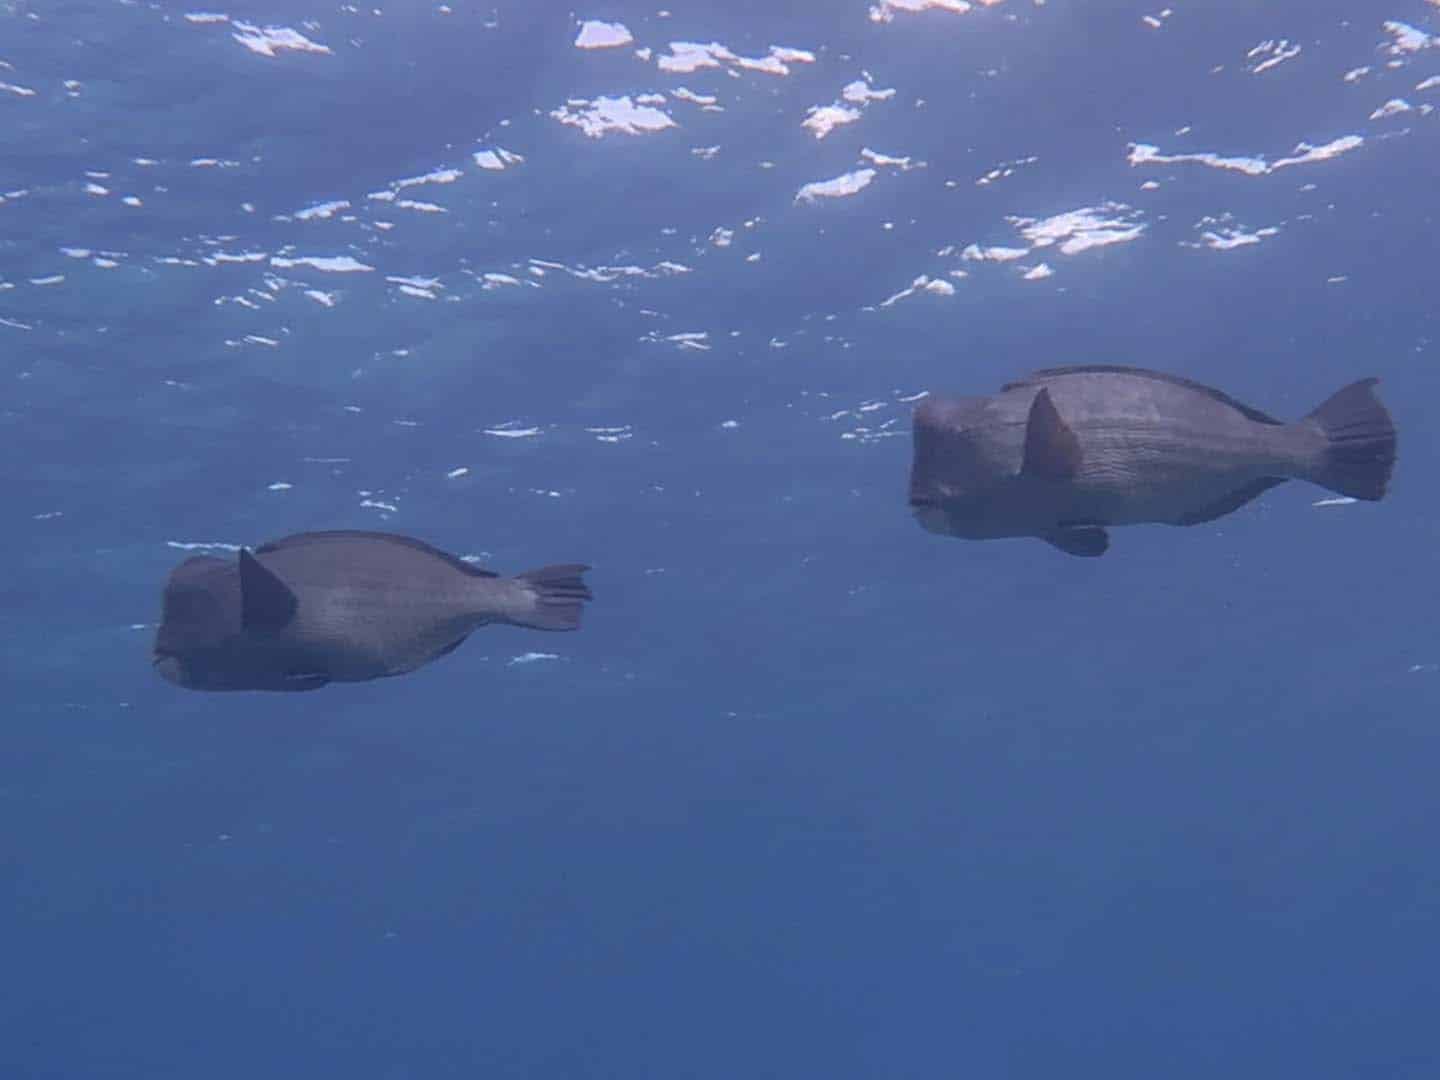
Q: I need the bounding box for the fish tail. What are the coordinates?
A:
[511,564,592,630]
[1303,378,1397,500]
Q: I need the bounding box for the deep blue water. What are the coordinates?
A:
[4,1,1439,1076]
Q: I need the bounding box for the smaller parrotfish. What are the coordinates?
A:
[153,530,592,691]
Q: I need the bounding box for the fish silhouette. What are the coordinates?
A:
[909,365,1397,556]
[153,530,591,691]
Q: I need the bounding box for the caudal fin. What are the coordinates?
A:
[513,564,592,631]
[1304,378,1397,500]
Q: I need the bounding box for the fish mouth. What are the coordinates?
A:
[151,653,185,684]
[908,494,937,509]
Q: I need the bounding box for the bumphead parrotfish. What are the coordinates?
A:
[909,365,1397,556]
[153,530,592,691]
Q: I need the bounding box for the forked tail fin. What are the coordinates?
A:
[1304,378,1396,500]
[513,564,592,630]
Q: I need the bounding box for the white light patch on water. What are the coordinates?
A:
[167,540,242,552]
[395,168,463,189]
[575,20,633,49]
[587,425,634,443]
[360,498,399,513]
[304,289,337,306]
[30,275,66,286]
[960,244,1028,262]
[772,47,817,64]
[1270,136,1365,169]
[878,275,957,307]
[393,199,446,213]
[231,22,332,57]
[843,79,896,105]
[710,227,734,247]
[85,182,110,196]
[387,275,442,299]
[860,148,922,170]
[1381,21,1435,56]
[733,53,790,75]
[1370,98,1413,119]
[473,147,524,170]
[1141,10,1174,29]
[270,255,374,272]
[805,76,895,139]
[481,273,523,288]
[267,481,292,491]
[1014,204,1146,255]
[976,155,1038,186]
[1128,135,1363,175]
[1419,75,1440,91]
[294,200,350,221]
[446,467,470,479]
[657,41,735,73]
[483,426,542,439]
[203,250,267,266]
[1129,142,1267,175]
[656,41,812,76]
[661,331,710,351]
[1,82,37,97]
[671,87,717,106]
[869,0,978,23]
[1022,263,1055,280]
[184,12,229,23]
[508,652,559,666]
[1247,39,1301,74]
[1313,496,1358,507]
[802,104,861,139]
[1188,216,1281,250]
[1345,66,1371,82]
[795,168,877,203]
[551,95,677,137]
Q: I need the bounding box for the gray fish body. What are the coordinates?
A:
[154,531,591,692]
[910,365,1396,556]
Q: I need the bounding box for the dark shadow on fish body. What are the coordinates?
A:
[909,365,1397,556]
[152,531,592,692]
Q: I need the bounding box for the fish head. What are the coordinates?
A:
[909,395,1014,524]
[152,554,278,691]
[154,555,238,647]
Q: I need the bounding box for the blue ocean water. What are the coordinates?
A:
[4,1,1439,1076]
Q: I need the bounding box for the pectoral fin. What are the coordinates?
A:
[1021,388,1082,480]
[1044,526,1109,557]
[238,548,299,633]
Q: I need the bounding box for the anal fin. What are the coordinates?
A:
[1174,477,1286,526]
[1044,526,1109,557]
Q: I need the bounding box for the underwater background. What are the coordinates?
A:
[4,1,1439,1076]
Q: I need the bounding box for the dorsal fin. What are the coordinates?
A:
[1021,388,1082,479]
[1002,365,1283,425]
[238,549,299,632]
[254,530,499,578]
